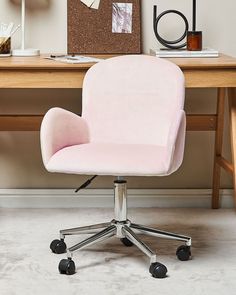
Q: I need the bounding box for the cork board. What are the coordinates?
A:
[68,0,141,54]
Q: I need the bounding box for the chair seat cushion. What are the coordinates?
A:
[46,143,172,176]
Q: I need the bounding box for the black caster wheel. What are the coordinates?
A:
[120,237,133,247]
[149,262,167,278]
[58,259,76,275]
[176,245,191,261]
[50,239,67,254]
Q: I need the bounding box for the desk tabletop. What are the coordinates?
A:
[0,54,236,70]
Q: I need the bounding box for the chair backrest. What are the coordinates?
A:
[82,55,185,146]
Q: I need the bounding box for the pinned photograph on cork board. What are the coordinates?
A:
[68,0,141,54]
[112,3,133,34]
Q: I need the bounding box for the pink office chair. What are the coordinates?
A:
[40,55,191,278]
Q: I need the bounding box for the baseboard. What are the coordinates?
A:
[0,188,234,209]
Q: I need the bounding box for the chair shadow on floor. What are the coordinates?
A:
[66,222,219,271]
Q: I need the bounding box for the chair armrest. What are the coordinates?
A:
[40,107,90,166]
[166,110,186,173]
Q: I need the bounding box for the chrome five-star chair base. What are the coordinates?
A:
[50,179,192,278]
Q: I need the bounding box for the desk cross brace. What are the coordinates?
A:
[0,114,217,132]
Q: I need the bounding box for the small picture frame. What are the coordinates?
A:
[112,3,133,34]
[68,0,141,54]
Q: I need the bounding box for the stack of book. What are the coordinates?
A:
[150,48,219,58]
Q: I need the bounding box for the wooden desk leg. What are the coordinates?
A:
[212,88,226,209]
[228,88,236,208]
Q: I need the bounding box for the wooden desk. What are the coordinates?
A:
[0,54,236,209]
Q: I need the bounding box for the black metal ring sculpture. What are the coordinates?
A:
[153,5,189,49]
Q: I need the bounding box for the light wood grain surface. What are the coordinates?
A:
[0,54,236,69]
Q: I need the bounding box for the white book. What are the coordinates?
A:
[150,48,219,58]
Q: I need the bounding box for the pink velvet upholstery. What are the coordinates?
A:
[40,55,186,176]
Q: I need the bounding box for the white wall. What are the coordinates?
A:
[1,0,235,56]
[142,0,236,57]
[0,0,235,189]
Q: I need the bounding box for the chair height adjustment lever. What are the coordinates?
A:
[75,175,98,193]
